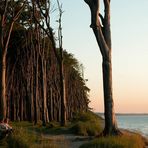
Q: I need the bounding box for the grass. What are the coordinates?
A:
[0,111,103,147]
[0,111,146,148]
[80,134,145,148]
[0,122,61,148]
[70,111,103,136]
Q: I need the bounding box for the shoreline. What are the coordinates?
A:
[96,112,148,146]
[99,117,148,147]
[121,129,148,147]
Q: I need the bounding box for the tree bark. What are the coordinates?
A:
[0,21,15,120]
[102,58,119,135]
[49,87,53,121]
[34,51,39,124]
[0,53,7,119]
[41,57,47,126]
[59,54,67,126]
[57,0,67,126]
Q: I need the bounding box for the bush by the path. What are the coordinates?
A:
[2,122,59,148]
[70,111,103,136]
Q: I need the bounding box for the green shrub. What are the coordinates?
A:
[80,135,145,148]
[46,121,60,129]
[71,121,101,136]
[70,111,102,136]
[6,126,60,148]
[72,111,102,122]
[7,127,34,148]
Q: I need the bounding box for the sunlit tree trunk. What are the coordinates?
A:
[0,52,7,119]
[41,57,48,125]
[0,20,14,119]
[30,63,34,122]
[57,0,67,126]
[34,51,39,124]
[59,56,67,126]
[84,0,121,135]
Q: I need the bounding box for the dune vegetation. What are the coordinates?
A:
[80,134,145,148]
[0,111,146,148]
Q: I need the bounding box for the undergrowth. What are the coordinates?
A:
[80,134,145,148]
[70,111,103,136]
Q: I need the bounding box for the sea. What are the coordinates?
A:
[97,113,148,137]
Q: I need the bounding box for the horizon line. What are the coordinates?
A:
[96,112,148,115]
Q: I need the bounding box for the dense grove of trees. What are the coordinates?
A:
[0,0,90,125]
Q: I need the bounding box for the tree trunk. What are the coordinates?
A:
[60,57,67,126]
[41,58,47,126]
[0,53,7,119]
[20,94,23,121]
[49,87,53,121]
[34,52,39,124]
[102,58,118,135]
[30,76,34,122]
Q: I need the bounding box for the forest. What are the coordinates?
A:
[0,0,90,126]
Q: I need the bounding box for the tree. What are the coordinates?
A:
[56,0,67,126]
[0,0,25,120]
[84,0,121,135]
[1,0,90,125]
[32,0,67,126]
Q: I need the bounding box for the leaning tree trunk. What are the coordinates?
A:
[0,20,15,120]
[0,2,24,120]
[84,0,120,135]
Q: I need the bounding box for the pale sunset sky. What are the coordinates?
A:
[51,0,148,113]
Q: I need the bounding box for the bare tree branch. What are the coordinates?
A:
[84,0,109,58]
[32,0,60,63]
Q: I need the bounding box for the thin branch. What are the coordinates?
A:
[2,0,8,27]
[93,27,109,59]
[32,1,60,63]
[4,2,26,54]
[103,0,110,23]
[13,2,26,21]
[3,0,8,16]
[3,21,14,56]
[84,0,109,58]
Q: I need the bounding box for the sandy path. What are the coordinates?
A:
[42,134,92,148]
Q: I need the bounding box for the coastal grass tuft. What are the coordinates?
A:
[70,111,103,136]
[2,124,60,148]
[80,134,145,148]
[7,127,35,148]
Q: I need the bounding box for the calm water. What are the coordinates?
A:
[117,114,148,137]
[97,113,148,137]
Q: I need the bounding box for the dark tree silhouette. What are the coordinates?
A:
[84,0,121,135]
[0,0,90,125]
[0,0,25,120]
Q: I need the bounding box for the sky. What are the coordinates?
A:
[51,0,148,113]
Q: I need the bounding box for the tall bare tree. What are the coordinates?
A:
[57,0,67,126]
[84,0,121,135]
[32,0,67,126]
